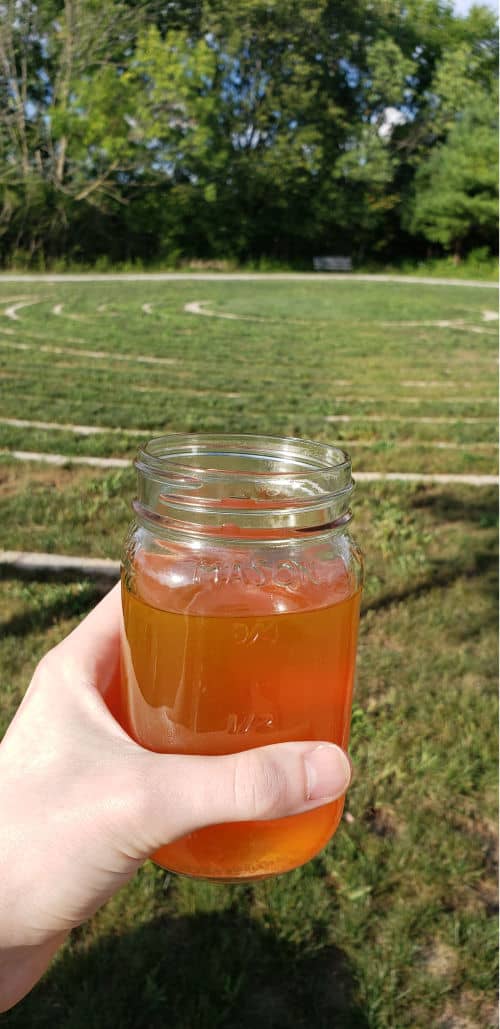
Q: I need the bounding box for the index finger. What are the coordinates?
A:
[57,581,122,695]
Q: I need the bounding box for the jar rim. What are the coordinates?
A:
[136,432,351,481]
[134,433,354,535]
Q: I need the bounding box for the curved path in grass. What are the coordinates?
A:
[0,272,497,287]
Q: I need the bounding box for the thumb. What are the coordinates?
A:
[128,741,352,857]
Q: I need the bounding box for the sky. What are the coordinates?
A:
[453,0,498,14]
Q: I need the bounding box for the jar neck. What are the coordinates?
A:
[133,433,354,541]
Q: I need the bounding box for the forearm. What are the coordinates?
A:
[0,768,68,1012]
[0,932,68,1012]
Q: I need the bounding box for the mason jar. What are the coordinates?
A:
[119,433,364,882]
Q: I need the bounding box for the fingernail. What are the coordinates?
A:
[304,744,352,802]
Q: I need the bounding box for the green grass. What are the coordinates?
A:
[1,490,497,1027]
[0,279,498,474]
[362,252,499,282]
[0,278,498,1028]
[2,252,498,279]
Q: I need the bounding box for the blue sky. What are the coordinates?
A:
[453,0,498,14]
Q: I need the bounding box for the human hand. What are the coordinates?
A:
[0,584,351,1010]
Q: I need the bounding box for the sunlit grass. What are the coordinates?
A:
[0,279,497,474]
[0,278,498,1028]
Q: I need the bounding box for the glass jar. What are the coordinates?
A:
[119,433,364,882]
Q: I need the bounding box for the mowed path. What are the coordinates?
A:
[0,275,497,567]
[0,272,498,287]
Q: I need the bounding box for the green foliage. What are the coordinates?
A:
[364,38,416,112]
[409,90,499,253]
[131,26,220,161]
[0,0,497,263]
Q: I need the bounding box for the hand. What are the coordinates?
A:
[0,584,351,1011]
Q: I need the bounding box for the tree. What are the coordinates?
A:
[0,0,497,265]
[408,89,498,258]
[0,0,151,260]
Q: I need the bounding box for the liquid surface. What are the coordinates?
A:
[118,550,361,880]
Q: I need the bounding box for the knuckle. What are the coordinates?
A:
[122,757,154,827]
[233,751,289,820]
[17,650,61,714]
[34,646,78,697]
[107,760,155,851]
[33,648,58,687]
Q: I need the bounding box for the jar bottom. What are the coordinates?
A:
[151,799,344,882]
[153,866,282,884]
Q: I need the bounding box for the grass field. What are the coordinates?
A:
[0,277,498,1028]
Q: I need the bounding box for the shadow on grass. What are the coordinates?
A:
[5,911,369,1029]
[410,486,499,527]
[0,577,108,638]
[364,546,497,617]
[365,487,498,617]
[2,487,498,636]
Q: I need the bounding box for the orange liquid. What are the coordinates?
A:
[119,553,361,881]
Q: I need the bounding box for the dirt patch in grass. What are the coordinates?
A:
[473,877,499,916]
[437,992,498,1029]
[451,809,499,877]
[422,939,460,980]
[0,460,102,500]
[364,805,401,838]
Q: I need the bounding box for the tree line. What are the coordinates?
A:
[0,0,498,267]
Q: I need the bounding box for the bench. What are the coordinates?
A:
[313,256,352,272]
